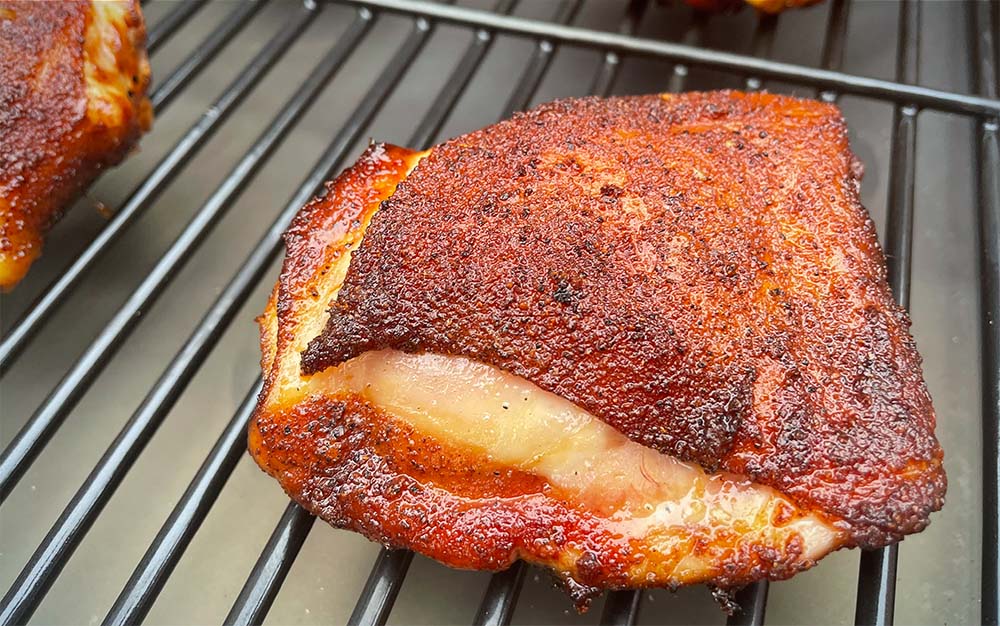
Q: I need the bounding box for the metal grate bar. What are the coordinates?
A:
[0,8,394,625]
[589,0,646,97]
[818,0,851,102]
[472,562,527,626]
[744,14,777,91]
[971,1,1000,623]
[105,4,440,617]
[145,0,209,54]
[0,1,317,375]
[600,589,642,626]
[667,12,706,94]
[470,3,661,620]
[853,1,919,624]
[977,114,1000,626]
[223,18,441,625]
[500,0,582,119]
[596,16,705,624]
[0,7,369,617]
[727,581,768,626]
[347,0,631,619]
[343,0,1000,117]
[819,0,851,80]
[149,0,265,111]
[223,503,316,626]
[102,381,262,626]
[408,0,517,149]
[0,0,990,624]
[0,1,337,504]
[0,11,375,626]
[347,550,415,626]
[725,2,851,622]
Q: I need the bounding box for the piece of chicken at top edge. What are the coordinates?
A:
[249,90,945,610]
[0,0,152,290]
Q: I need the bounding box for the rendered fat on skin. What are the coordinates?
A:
[252,93,945,606]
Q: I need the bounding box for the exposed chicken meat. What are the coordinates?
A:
[252,92,945,607]
[0,0,152,289]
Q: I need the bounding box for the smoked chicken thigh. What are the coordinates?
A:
[252,92,944,607]
[0,0,151,289]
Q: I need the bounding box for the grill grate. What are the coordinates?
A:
[0,1,997,625]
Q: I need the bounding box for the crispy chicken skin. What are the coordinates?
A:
[253,92,944,605]
[0,0,152,289]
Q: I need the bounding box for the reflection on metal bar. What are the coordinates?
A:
[473,562,527,626]
[819,0,851,101]
[408,0,517,149]
[347,550,415,626]
[589,0,647,97]
[744,14,777,91]
[342,0,1000,117]
[146,0,209,54]
[501,0,583,118]
[667,12,706,96]
[150,0,265,111]
[223,503,316,626]
[976,121,1000,626]
[854,2,919,625]
[971,1,1000,623]
[0,1,318,375]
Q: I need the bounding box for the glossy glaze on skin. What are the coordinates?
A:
[251,141,846,607]
[0,0,152,289]
[303,93,945,548]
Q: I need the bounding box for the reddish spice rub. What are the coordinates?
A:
[252,142,843,608]
[302,92,945,548]
[0,0,152,289]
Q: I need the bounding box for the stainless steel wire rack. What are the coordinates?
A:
[0,0,997,624]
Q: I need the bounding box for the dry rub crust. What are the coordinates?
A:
[251,143,841,607]
[0,0,152,289]
[303,92,945,548]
